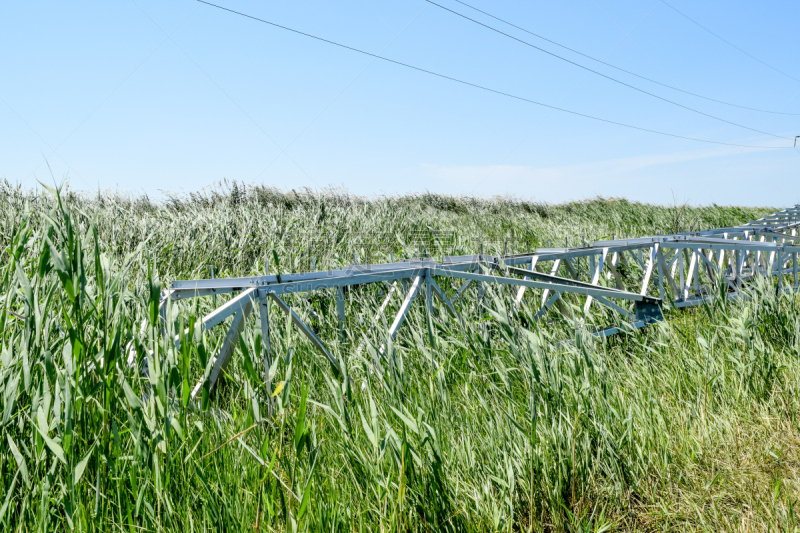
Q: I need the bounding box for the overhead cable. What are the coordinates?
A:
[425,0,794,140]
[196,0,792,149]
[450,0,800,116]
[661,1,800,85]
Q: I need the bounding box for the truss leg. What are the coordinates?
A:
[429,275,464,327]
[693,249,701,295]
[425,270,436,347]
[259,296,273,418]
[717,245,726,271]
[660,249,680,300]
[639,244,657,296]
[174,287,259,351]
[269,293,340,372]
[336,286,346,344]
[564,258,578,278]
[656,246,666,302]
[584,248,608,312]
[388,275,423,340]
[192,299,253,398]
[159,294,170,345]
[541,259,562,306]
[514,255,538,305]
[701,249,717,286]
[356,281,399,354]
[474,266,485,312]
[607,252,626,291]
[737,250,745,281]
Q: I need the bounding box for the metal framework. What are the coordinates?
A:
[142,206,800,396]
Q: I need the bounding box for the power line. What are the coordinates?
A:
[425,0,793,140]
[450,0,800,116]
[196,0,790,149]
[661,1,800,85]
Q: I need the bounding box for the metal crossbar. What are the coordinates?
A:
[155,205,800,394]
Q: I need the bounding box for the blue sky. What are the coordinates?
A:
[1,0,799,205]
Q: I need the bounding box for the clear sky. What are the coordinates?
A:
[2,0,799,205]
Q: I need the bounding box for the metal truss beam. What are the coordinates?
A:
[152,205,800,396]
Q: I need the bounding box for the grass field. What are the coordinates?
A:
[2,179,799,532]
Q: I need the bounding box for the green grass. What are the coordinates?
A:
[1,179,798,532]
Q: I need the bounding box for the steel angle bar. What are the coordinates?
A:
[261,267,421,296]
[682,250,697,300]
[770,266,800,277]
[593,296,635,320]
[659,249,680,299]
[563,258,581,278]
[534,291,562,322]
[425,270,436,347]
[264,292,340,372]
[191,299,253,398]
[762,231,800,242]
[532,247,570,254]
[662,241,777,253]
[450,278,474,304]
[355,281,399,354]
[442,253,483,263]
[474,264,487,311]
[589,236,669,248]
[606,253,626,291]
[443,254,526,268]
[170,288,259,354]
[583,248,609,312]
[589,320,648,340]
[673,294,735,308]
[691,249,701,296]
[428,275,464,327]
[630,248,648,270]
[171,260,459,293]
[696,249,727,286]
[193,288,257,339]
[639,245,659,296]
[171,288,232,301]
[655,247,666,301]
[548,321,648,350]
[514,256,538,305]
[672,235,777,246]
[336,286,347,342]
[503,264,634,297]
[535,247,623,262]
[432,266,658,303]
[666,249,681,271]
[388,275,423,340]
[491,254,538,267]
[259,295,274,416]
[540,260,561,307]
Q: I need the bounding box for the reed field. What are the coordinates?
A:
[2,178,800,532]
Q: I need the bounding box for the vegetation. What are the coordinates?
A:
[1,179,798,532]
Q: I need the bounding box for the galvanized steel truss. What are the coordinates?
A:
[150,205,800,396]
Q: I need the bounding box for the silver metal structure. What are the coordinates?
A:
[147,206,800,395]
